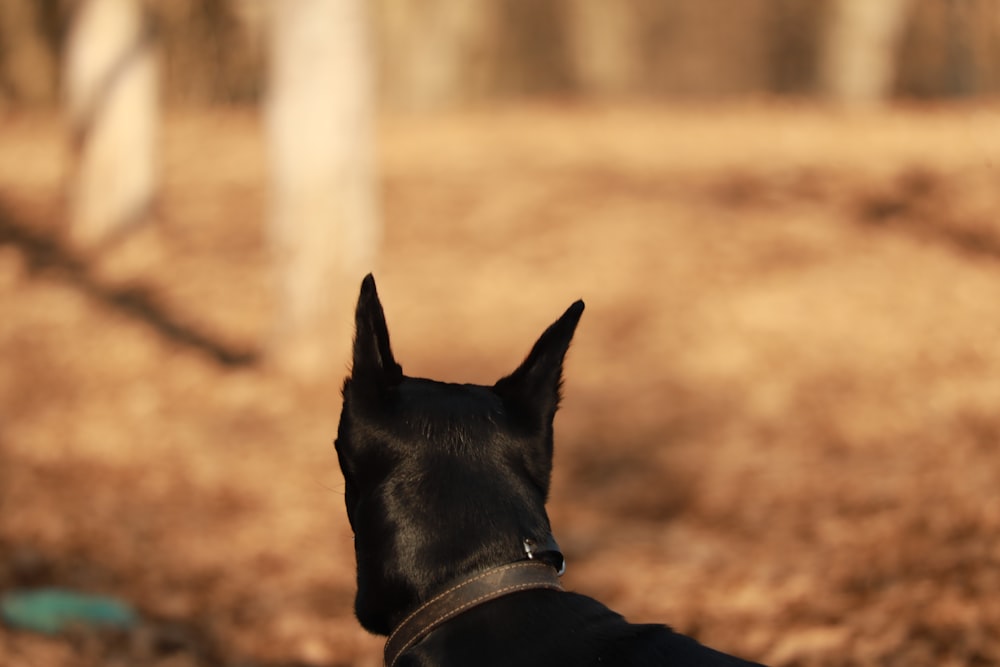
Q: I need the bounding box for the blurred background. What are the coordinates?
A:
[2,1,1000,665]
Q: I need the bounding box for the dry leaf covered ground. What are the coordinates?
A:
[1,103,999,666]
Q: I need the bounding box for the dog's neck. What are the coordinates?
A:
[384,559,564,667]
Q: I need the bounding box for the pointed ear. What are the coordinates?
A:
[349,274,403,395]
[494,300,584,424]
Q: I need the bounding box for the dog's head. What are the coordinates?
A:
[335,275,583,635]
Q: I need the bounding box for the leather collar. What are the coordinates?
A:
[384,560,564,667]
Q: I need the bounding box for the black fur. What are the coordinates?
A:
[335,275,764,666]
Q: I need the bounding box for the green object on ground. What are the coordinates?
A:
[0,588,138,635]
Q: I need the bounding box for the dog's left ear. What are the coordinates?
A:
[494,300,585,427]
[349,274,403,397]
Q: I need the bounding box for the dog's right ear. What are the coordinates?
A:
[348,274,403,396]
[494,300,584,426]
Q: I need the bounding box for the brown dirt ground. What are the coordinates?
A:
[2,102,1000,666]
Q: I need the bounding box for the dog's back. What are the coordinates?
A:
[405,590,757,667]
[335,276,765,666]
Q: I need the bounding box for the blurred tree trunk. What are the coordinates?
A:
[377,0,498,111]
[266,0,378,374]
[820,0,913,107]
[0,0,57,106]
[561,0,641,96]
[64,0,159,251]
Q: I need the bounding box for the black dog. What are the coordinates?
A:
[335,275,765,666]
